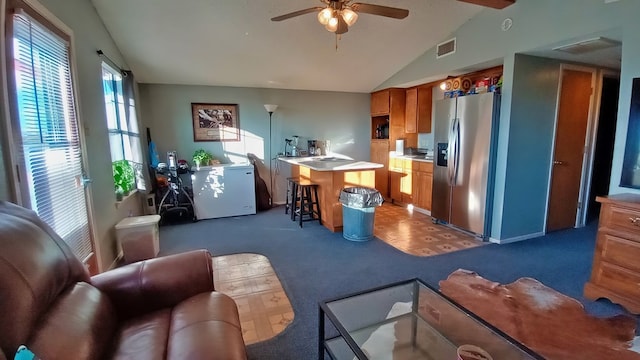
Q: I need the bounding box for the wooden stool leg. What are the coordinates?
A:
[299,186,309,228]
[291,182,299,221]
[313,185,322,224]
[285,179,291,214]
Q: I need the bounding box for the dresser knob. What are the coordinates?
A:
[630,217,640,225]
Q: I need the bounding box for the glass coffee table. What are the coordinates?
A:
[319,279,543,360]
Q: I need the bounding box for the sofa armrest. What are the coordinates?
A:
[91,249,214,319]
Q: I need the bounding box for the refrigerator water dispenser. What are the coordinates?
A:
[437,143,448,167]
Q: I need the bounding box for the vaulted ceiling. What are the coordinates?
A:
[90,0,484,93]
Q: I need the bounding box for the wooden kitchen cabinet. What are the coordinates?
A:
[370,88,413,147]
[400,159,413,204]
[584,194,640,313]
[370,89,390,116]
[388,158,433,209]
[405,88,417,133]
[405,86,434,134]
[389,157,403,202]
[413,161,433,210]
[370,139,389,198]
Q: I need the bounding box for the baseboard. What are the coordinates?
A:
[412,206,431,216]
[489,231,545,244]
[274,201,286,205]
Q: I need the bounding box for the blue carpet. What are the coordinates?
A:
[159,206,635,360]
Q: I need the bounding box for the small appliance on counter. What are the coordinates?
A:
[285,135,301,157]
[395,139,405,155]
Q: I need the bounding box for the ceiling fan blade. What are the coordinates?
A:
[271,7,324,21]
[350,3,409,19]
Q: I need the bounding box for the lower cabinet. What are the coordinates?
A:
[413,162,433,211]
[389,158,433,210]
[389,157,403,202]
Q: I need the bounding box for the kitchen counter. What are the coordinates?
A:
[390,153,434,163]
[280,155,380,232]
[279,156,383,171]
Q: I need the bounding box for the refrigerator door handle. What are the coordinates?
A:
[453,118,461,185]
[448,118,456,184]
[449,118,460,185]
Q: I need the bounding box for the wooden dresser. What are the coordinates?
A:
[584,194,640,313]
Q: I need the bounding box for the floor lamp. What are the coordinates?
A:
[264,104,278,206]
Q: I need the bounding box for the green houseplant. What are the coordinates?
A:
[193,149,214,166]
[112,160,135,200]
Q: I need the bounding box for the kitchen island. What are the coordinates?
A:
[279,156,383,232]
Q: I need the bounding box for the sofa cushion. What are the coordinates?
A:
[168,292,246,360]
[29,282,117,359]
[0,202,89,356]
[111,309,171,360]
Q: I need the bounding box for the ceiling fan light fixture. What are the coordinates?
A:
[341,8,358,27]
[317,7,333,25]
[326,16,339,32]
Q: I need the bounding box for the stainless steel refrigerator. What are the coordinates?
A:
[432,92,500,238]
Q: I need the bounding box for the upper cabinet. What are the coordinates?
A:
[371,89,390,116]
[370,88,409,146]
[405,86,433,134]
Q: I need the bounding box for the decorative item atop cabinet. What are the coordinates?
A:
[584,194,640,313]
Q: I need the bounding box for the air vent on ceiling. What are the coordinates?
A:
[552,37,621,55]
[437,38,456,59]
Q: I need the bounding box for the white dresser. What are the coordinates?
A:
[191,163,256,219]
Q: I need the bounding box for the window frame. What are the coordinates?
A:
[101,61,145,194]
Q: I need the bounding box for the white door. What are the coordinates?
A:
[7,4,98,273]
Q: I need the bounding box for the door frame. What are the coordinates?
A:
[579,69,620,226]
[2,0,103,272]
[544,64,597,231]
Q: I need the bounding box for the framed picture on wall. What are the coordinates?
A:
[191,103,240,142]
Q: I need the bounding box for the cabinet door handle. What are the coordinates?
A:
[630,217,640,225]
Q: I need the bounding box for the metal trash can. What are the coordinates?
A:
[339,187,384,241]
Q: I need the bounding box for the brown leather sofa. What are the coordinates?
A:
[0,201,247,360]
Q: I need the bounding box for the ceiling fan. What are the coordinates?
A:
[271,0,409,35]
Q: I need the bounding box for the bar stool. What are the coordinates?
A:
[290,179,322,227]
[285,177,299,215]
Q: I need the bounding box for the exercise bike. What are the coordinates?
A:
[156,151,197,224]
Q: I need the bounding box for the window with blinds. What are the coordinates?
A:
[10,8,93,263]
[102,63,145,192]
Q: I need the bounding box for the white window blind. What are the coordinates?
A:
[102,63,145,192]
[12,11,92,261]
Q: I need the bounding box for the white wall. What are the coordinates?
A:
[138,84,370,203]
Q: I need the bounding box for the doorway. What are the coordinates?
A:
[586,75,620,222]
[547,66,596,232]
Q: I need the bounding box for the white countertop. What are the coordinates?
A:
[390,153,434,163]
[279,156,383,172]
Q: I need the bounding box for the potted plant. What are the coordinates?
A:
[112,160,135,200]
[193,149,214,166]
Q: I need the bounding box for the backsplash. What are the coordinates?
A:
[418,133,434,150]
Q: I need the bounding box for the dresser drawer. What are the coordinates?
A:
[602,203,640,234]
[599,233,640,272]
[592,261,640,299]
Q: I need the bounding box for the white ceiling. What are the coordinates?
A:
[90,0,484,93]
